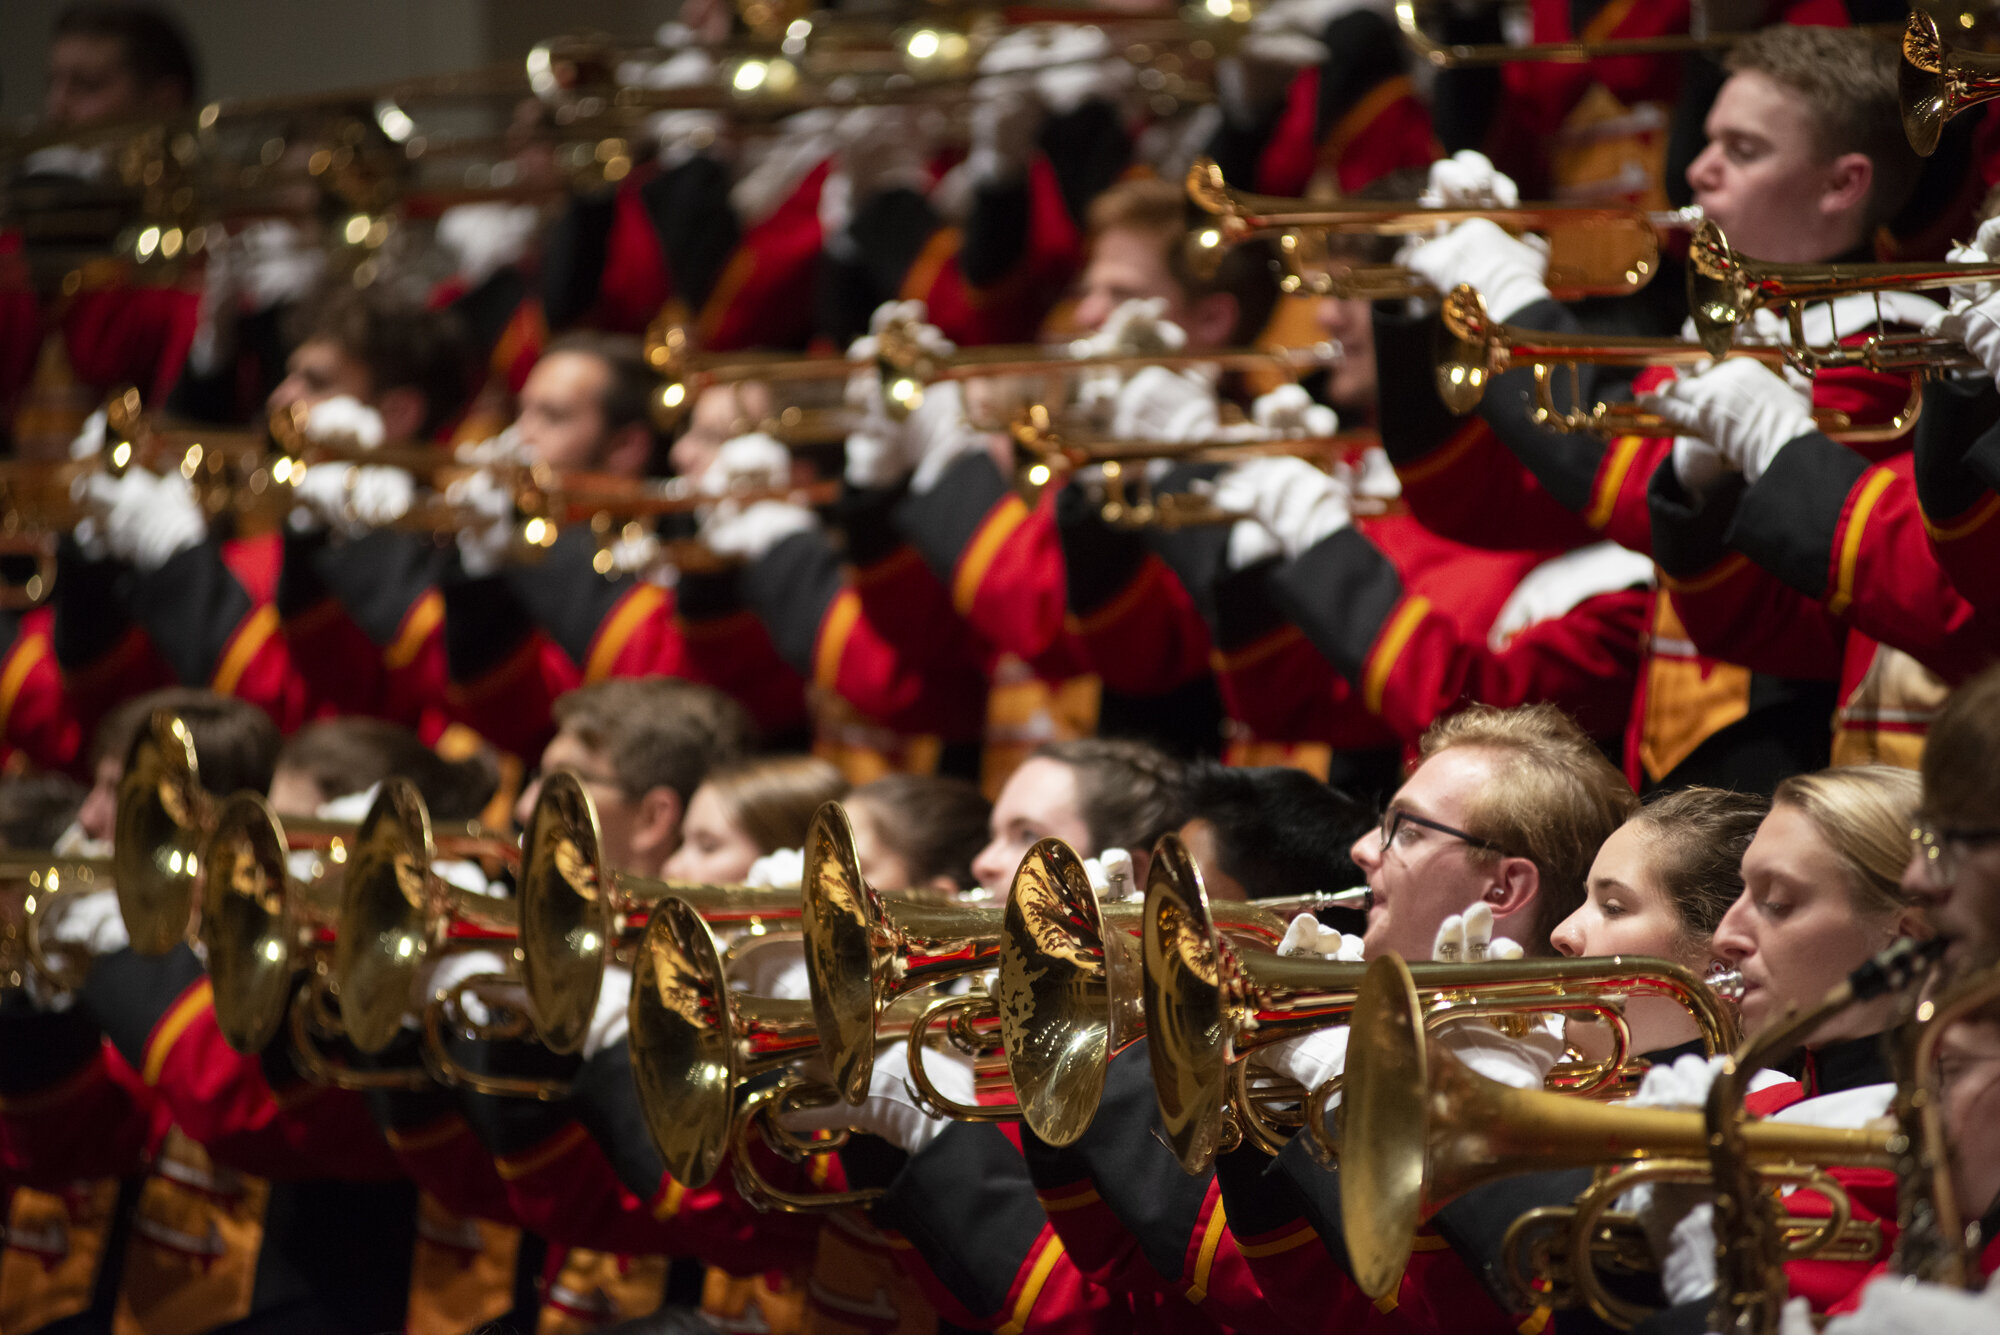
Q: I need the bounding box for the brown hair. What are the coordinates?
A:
[1419,703,1639,954]
[543,331,663,451]
[289,287,475,438]
[848,774,991,892]
[700,755,849,855]
[1772,765,1923,919]
[276,718,498,823]
[92,688,280,798]
[1625,787,1770,945]
[1031,737,1188,855]
[1919,663,2000,830]
[1087,177,1279,344]
[1725,25,1920,232]
[550,679,753,804]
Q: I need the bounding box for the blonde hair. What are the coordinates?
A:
[1419,703,1639,953]
[701,755,850,856]
[1771,765,1922,918]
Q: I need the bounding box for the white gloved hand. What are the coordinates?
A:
[1944,216,2000,305]
[1210,455,1352,561]
[1404,219,1552,323]
[778,1039,970,1155]
[233,219,326,311]
[1277,912,1365,960]
[846,302,964,485]
[70,408,108,460]
[1110,366,1221,443]
[436,203,542,287]
[1075,297,1190,360]
[455,425,532,468]
[1927,290,2000,386]
[46,888,130,956]
[1258,1024,1350,1093]
[1659,1201,1718,1306]
[416,946,511,1028]
[1251,383,1339,439]
[1430,902,1525,962]
[301,395,387,450]
[702,499,817,562]
[447,469,516,578]
[1626,1052,1726,1110]
[1819,1270,2000,1335]
[1241,0,1374,64]
[1636,358,1818,486]
[966,75,1043,186]
[745,846,805,889]
[700,432,792,496]
[1034,25,1130,115]
[1225,517,1284,571]
[582,965,633,1059]
[1421,150,1522,210]
[1081,847,1135,900]
[289,463,416,537]
[1433,1015,1564,1089]
[1670,433,1732,496]
[84,468,206,573]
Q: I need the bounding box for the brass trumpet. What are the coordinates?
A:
[1144,848,1741,1175]
[1436,284,1957,442]
[1688,217,2000,357]
[645,313,1345,427]
[1339,953,1898,1306]
[9,855,115,993]
[1183,157,1699,301]
[1890,954,2000,1287]
[1902,10,2000,156]
[516,769,807,1054]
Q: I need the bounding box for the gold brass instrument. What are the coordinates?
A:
[994,836,1345,1145]
[1689,217,2000,357]
[332,778,520,1055]
[1184,157,1699,300]
[1890,955,2000,1287]
[517,769,806,1054]
[1436,284,1956,443]
[1902,10,2000,156]
[1395,0,1744,67]
[645,313,1346,426]
[1144,847,1741,1175]
[1705,937,1945,1335]
[1338,953,1901,1307]
[10,855,114,993]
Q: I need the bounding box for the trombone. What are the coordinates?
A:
[516,769,808,1054]
[1436,284,1958,442]
[645,312,1346,426]
[1144,843,1741,1175]
[1338,952,1901,1309]
[1183,157,1700,301]
[1688,217,2000,357]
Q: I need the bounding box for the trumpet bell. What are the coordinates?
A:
[801,801,885,1103]
[519,769,611,1054]
[997,838,1132,1147]
[1436,285,1495,414]
[1141,834,1233,1175]
[1902,11,1954,157]
[1341,953,1433,1300]
[199,792,296,1053]
[113,711,205,955]
[334,779,442,1054]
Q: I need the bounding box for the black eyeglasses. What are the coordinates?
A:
[1378,808,1506,857]
[1909,822,2000,889]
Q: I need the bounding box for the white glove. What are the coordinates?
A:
[702,499,817,562]
[1241,0,1375,63]
[1670,433,1732,496]
[1277,912,1365,960]
[1658,1202,1718,1305]
[1626,1052,1725,1110]
[700,432,792,496]
[966,76,1043,187]
[289,463,416,537]
[232,219,326,311]
[1433,1015,1564,1090]
[582,965,633,1059]
[1943,216,2000,305]
[820,108,933,252]
[778,1039,970,1155]
[745,846,805,889]
[418,946,511,1029]
[1927,291,2000,386]
[1404,219,1552,323]
[70,408,108,460]
[1421,150,1522,210]
[436,203,542,287]
[1636,358,1817,486]
[46,888,130,956]
[1080,847,1135,899]
[1430,902,1525,962]
[1110,366,1220,443]
[447,469,516,578]
[1258,1024,1350,1093]
[1210,455,1352,561]
[1033,25,1131,116]
[83,468,206,573]
[1225,517,1284,571]
[1818,1270,2000,1335]
[301,395,386,450]
[454,425,532,468]
[1074,297,1190,360]
[1251,383,1339,439]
